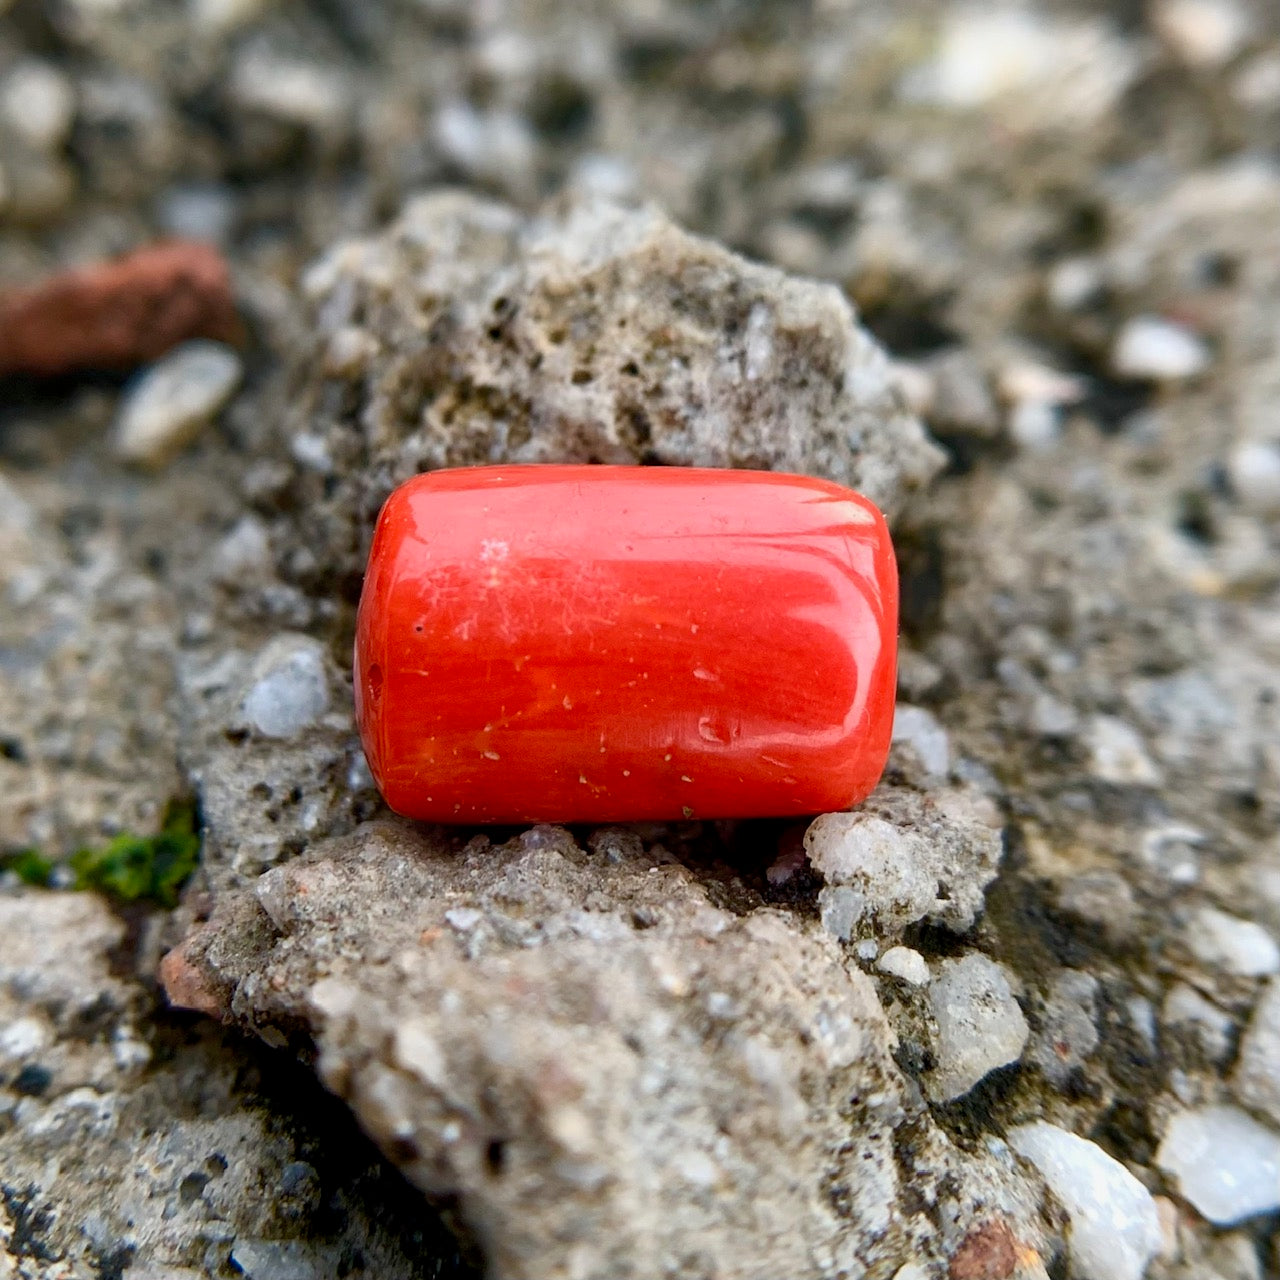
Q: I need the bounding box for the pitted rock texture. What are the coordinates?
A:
[0,469,183,857]
[287,191,943,592]
[0,891,469,1280]
[166,820,1050,1279]
[804,784,1003,936]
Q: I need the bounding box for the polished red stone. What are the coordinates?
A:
[354,466,898,824]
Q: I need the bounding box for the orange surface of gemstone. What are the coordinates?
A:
[354,465,898,824]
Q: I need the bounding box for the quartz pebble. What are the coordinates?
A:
[1009,1122,1162,1280]
[231,51,351,132]
[1187,907,1280,977]
[877,947,930,986]
[805,815,935,934]
[1234,979,1280,1126]
[1008,398,1061,452]
[229,1238,325,1280]
[1156,1106,1280,1224]
[818,886,865,943]
[242,637,330,739]
[1085,715,1162,786]
[890,705,950,782]
[1152,0,1251,67]
[902,8,1137,127]
[114,341,242,468]
[927,954,1028,1101]
[211,516,272,585]
[1000,361,1087,455]
[1112,316,1210,382]
[1047,257,1104,312]
[804,794,1001,937]
[1140,824,1203,887]
[1,60,76,151]
[891,1265,930,1280]
[1163,983,1234,1063]
[1227,441,1280,517]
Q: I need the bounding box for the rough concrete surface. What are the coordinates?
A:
[164,819,1050,1278]
[4,0,1280,1276]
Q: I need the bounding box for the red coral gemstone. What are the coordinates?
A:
[354,466,898,824]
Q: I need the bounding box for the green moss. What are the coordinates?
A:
[2,849,55,888]
[68,801,201,907]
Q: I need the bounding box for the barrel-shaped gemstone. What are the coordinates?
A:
[355,465,898,824]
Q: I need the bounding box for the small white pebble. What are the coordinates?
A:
[1156,1105,1280,1224]
[998,361,1087,407]
[291,432,333,474]
[0,1016,50,1062]
[444,907,483,932]
[1112,316,1209,382]
[818,886,865,942]
[673,1149,719,1189]
[191,0,268,33]
[1152,0,1251,68]
[1188,906,1280,977]
[1010,1122,1162,1280]
[765,841,807,886]
[1,61,76,151]
[433,99,536,186]
[900,8,1137,126]
[1008,398,1062,451]
[854,939,878,963]
[1227,441,1280,517]
[111,1027,152,1074]
[210,515,271,584]
[877,946,931,986]
[892,1265,931,1280]
[1086,715,1162,786]
[242,636,330,739]
[347,753,375,791]
[1028,691,1079,738]
[232,50,351,130]
[1047,256,1103,311]
[927,953,1029,1101]
[114,342,242,468]
[896,649,943,700]
[568,153,638,201]
[705,991,738,1021]
[321,326,378,380]
[806,814,935,932]
[1126,996,1158,1052]
[891,704,950,780]
[1140,823,1203,886]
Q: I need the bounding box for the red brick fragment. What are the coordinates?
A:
[159,937,228,1020]
[0,240,242,378]
[949,1219,1019,1280]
